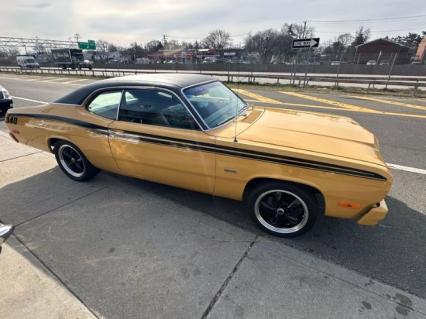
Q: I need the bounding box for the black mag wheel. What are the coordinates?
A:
[54,141,99,182]
[247,182,319,237]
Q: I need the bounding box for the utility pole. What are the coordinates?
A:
[74,33,80,43]
[302,21,307,39]
[162,34,168,49]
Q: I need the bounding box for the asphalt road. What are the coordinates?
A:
[1,73,425,300]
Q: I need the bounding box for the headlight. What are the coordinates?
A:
[2,89,11,99]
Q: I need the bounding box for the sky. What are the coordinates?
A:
[1,0,426,47]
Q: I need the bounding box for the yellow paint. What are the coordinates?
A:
[357,200,388,225]
[348,95,426,111]
[280,91,368,111]
[6,93,394,225]
[233,88,281,104]
[279,91,426,119]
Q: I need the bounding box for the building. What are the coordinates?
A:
[415,37,426,63]
[354,38,410,64]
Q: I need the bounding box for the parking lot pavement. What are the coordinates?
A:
[1,134,425,319]
[0,237,97,319]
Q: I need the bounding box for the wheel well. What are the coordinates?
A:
[243,178,325,213]
[47,138,63,153]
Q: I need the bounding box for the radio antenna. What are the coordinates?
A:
[233,62,241,143]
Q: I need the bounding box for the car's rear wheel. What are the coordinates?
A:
[54,141,99,182]
[246,182,318,237]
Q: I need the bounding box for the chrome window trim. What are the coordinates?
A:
[84,88,124,121]
[180,80,248,132]
[83,85,204,132]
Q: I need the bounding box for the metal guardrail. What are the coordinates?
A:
[1,66,425,92]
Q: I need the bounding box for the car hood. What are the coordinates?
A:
[216,107,385,166]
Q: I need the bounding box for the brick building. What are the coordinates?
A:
[354,38,410,64]
[415,37,426,63]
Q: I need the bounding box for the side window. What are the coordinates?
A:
[118,89,199,130]
[87,91,121,120]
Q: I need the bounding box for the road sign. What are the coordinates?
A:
[292,38,320,49]
[78,41,96,50]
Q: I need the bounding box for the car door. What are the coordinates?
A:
[78,89,122,173]
[108,87,216,194]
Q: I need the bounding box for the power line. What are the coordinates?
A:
[317,26,426,34]
[309,14,426,23]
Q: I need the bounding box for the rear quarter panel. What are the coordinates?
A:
[6,103,119,173]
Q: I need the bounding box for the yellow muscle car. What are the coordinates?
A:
[5,74,392,237]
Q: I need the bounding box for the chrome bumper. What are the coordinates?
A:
[357,200,389,226]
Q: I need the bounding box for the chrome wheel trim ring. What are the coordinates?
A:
[254,189,309,234]
[58,144,85,178]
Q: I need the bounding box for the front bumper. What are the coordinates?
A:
[357,200,388,226]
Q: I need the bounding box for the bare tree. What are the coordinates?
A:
[351,27,370,46]
[144,40,164,53]
[285,22,315,39]
[337,33,354,47]
[245,29,279,63]
[202,30,231,50]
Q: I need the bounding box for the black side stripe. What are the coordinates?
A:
[11,113,107,131]
[12,113,387,181]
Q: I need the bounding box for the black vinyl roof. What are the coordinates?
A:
[54,73,216,105]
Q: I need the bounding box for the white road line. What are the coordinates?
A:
[386,163,426,175]
[62,78,90,84]
[12,96,47,104]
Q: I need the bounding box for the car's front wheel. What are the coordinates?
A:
[54,141,99,182]
[246,182,319,237]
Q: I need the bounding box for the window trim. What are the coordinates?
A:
[83,86,203,131]
[85,88,124,121]
[181,80,248,131]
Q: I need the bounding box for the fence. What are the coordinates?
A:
[1,66,425,93]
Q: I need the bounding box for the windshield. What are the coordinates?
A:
[183,81,247,129]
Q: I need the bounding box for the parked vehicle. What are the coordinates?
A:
[366,60,377,66]
[0,223,14,254]
[16,55,40,69]
[330,61,341,66]
[0,85,13,115]
[51,48,93,70]
[202,56,218,63]
[5,74,392,237]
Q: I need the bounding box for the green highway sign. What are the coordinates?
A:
[78,41,96,50]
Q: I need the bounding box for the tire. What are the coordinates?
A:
[246,182,319,237]
[54,141,99,182]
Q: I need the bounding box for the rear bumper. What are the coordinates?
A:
[357,200,388,226]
